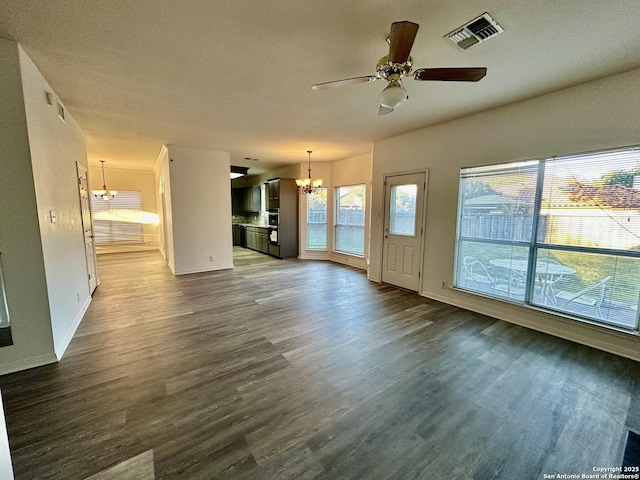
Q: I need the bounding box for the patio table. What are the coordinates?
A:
[489,258,576,305]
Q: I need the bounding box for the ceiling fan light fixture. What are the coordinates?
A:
[380,80,407,109]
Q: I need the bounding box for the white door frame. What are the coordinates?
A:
[381,169,429,293]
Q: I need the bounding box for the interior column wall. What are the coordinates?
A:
[0,39,56,374]
[165,145,233,275]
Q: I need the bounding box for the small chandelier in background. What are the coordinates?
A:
[92,160,117,200]
[295,150,323,194]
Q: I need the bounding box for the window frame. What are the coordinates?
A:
[334,183,366,257]
[306,187,328,251]
[454,146,640,333]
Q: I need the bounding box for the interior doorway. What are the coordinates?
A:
[381,171,427,292]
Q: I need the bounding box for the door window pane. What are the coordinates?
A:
[389,184,417,236]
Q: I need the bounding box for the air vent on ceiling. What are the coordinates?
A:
[446,12,503,50]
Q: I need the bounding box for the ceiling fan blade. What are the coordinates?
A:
[378,104,394,115]
[388,21,419,64]
[312,76,377,90]
[413,67,487,82]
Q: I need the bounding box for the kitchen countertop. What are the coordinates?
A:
[233,223,270,229]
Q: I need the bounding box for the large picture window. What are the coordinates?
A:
[90,190,144,244]
[455,147,640,332]
[307,187,327,250]
[335,184,366,256]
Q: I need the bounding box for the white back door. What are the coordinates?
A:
[381,172,426,292]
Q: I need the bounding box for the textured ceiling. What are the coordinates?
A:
[2,0,640,173]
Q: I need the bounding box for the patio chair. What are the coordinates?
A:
[555,276,611,318]
[462,256,494,289]
[462,257,523,297]
[491,266,526,299]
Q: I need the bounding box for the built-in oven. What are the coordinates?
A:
[268,208,279,227]
[268,227,279,246]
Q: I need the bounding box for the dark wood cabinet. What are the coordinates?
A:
[246,227,257,250]
[243,186,261,212]
[232,224,241,246]
[233,186,261,213]
[245,226,269,254]
[258,231,268,253]
[266,180,280,210]
[231,188,244,214]
[266,178,298,258]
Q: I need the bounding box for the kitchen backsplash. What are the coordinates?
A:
[232,212,268,226]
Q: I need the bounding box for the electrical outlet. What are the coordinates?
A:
[441,281,447,289]
[209,255,215,262]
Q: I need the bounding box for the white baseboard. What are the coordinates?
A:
[424,290,640,362]
[329,253,367,270]
[173,264,234,275]
[55,295,91,360]
[299,252,330,261]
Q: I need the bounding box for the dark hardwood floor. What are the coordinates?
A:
[1,248,639,479]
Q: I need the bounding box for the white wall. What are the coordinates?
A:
[0,39,57,375]
[164,145,233,274]
[19,46,92,360]
[371,67,640,361]
[89,165,159,248]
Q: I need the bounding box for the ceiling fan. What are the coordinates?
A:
[311,21,487,115]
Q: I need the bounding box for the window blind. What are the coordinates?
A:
[454,147,640,332]
[335,184,366,256]
[90,190,144,244]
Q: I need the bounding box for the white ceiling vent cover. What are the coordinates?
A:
[446,13,503,50]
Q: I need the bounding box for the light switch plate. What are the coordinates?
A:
[49,210,57,223]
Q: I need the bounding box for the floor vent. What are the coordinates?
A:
[446,13,503,50]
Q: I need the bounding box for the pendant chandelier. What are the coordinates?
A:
[92,160,117,200]
[295,150,323,194]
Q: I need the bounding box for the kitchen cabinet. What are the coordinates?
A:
[243,186,261,212]
[233,186,260,213]
[246,228,257,250]
[258,231,268,253]
[232,224,241,246]
[231,188,244,214]
[245,226,269,254]
[232,224,246,247]
[264,178,298,258]
[266,179,279,210]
